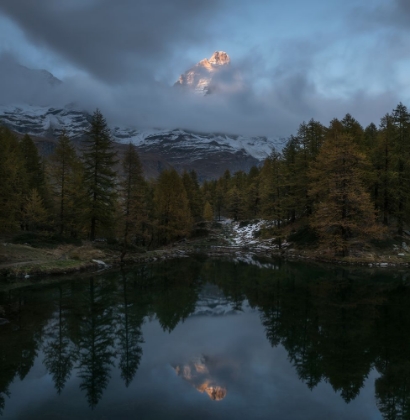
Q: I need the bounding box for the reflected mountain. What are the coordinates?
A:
[192,284,250,317]
[174,355,228,401]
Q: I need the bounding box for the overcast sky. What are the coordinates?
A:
[0,0,409,137]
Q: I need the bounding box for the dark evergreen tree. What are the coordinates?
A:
[82,109,118,240]
[19,134,45,194]
[154,169,191,244]
[309,119,380,256]
[116,273,144,387]
[43,286,75,394]
[119,143,146,261]
[0,128,26,231]
[77,278,115,408]
[392,103,410,234]
[182,170,204,222]
[48,131,83,235]
[374,115,395,225]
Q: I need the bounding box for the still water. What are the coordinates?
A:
[0,256,409,419]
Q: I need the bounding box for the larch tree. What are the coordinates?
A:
[392,103,410,234]
[22,189,48,231]
[182,170,203,222]
[226,186,245,221]
[294,120,326,217]
[82,109,118,240]
[48,131,83,235]
[246,166,261,218]
[19,133,51,228]
[119,143,146,262]
[19,134,45,194]
[154,169,191,244]
[0,128,27,231]
[203,201,214,221]
[309,119,380,256]
[373,115,395,225]
[260,150,286,227]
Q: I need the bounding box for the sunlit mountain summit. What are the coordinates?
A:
[174,355,228,401]
[175,51,242,95]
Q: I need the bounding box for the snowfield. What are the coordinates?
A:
[0,104,283,161]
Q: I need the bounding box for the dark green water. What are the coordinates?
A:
[0,256,409,420]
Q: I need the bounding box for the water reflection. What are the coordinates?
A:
[174,355,228,401]
[0,257,409,419]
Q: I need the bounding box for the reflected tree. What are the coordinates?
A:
[150,260,200,332]
[43,285,76,394]
[77,278,116,408]
[376,364,410,420]
[116,272,144,387]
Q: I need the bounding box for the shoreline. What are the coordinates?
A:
[1,242,408,285]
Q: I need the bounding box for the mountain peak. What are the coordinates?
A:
[208,51,230,66]
[175,51,231,94]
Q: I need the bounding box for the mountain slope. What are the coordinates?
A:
[0,104,281,179]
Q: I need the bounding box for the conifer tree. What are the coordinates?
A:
[154,169,191,244]
[22,189,48,231]
[214,181,225,220]
[19,134,45,194]
[373,115,395,225]
[227,186,245,221]
[309,119,379,256]
[19,133,52,225]
[392,103,410,234]
[82,109,118,240]
[282,136,299,222]
[246,166,261,218]
[48,131,83,235]
[182,170,203,222]
[203,201,214,221]
[293,120,326,217]
[119,143,146,261]
[0,128,26,231]
[260,150,285,226]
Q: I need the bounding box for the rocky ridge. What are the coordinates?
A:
[174,51,237,94]
[0,104,281,179]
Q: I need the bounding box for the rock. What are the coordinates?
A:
[398,253,405,257]
[403,242,409,252]
[92,259,107,267]
[380,263,388,268]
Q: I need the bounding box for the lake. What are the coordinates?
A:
[0,256,409,419]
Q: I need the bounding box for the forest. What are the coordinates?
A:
[1,104,410,257]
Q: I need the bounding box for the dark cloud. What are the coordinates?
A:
[0,53,60,105]
[0,1,406,139]
[0,0,220,82]
[387,0,410,26]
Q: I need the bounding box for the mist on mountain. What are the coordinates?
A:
[0,50,401,138]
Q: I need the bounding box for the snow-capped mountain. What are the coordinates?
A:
[0,55,282,179]
[0,104,281,179]
[0,104,89,138]
[175,51,241,95]
[192,283,252,316]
